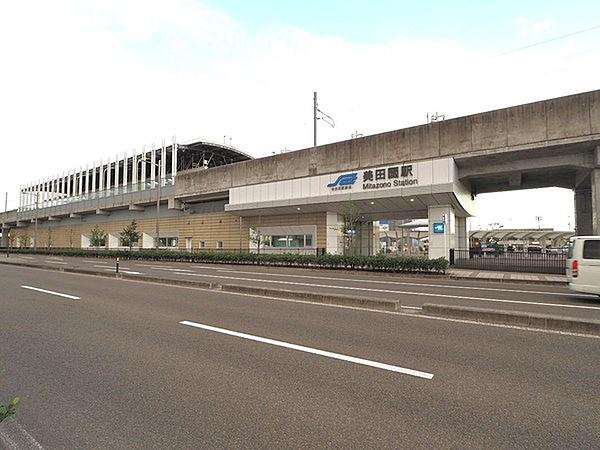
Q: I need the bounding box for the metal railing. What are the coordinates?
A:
[451,248,566,274]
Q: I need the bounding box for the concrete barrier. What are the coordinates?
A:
[422,303,600,336]
[220,284,400,311]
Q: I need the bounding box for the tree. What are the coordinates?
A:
[249,226,270,254]
[120,220,141,252]
[336,202,363,256]
[7,230,16,248]
[18,232,31,248]
[89,225,107,248]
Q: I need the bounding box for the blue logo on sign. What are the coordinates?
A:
[433,222,445,233]
[328,173,358,188]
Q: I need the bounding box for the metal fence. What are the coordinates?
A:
[451,249,566,274]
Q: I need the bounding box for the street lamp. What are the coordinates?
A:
[139,157,162,250]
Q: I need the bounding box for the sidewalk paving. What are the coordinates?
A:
[448,268,566,284]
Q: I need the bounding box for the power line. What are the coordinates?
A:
[500,23,600,56]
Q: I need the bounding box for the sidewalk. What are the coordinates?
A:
[448,268,566,284]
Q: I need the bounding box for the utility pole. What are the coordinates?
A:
[313,92,317,148]
[535,216,543,230]
[313,91,335,148]
[4,192,7,212]
[34,191,39,250]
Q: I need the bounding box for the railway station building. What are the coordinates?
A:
[1,89,599,260]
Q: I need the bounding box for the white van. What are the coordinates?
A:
[566,236,600,296]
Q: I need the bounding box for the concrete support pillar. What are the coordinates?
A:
[99,160,104,193]
[92,164,97,194]
[1,227,8,247]
[68,173,72,200]
[141,147,146,187]
[455,216,468,250]
[61,173,66,201]
[325,212,342,255]
[171,137,177,181]
[123,152,128,191]
[151,144,156,183]
[78,167,83,197]
[428,205,456,260]
[84,165,89,195]
[160,140,166,182]
[114,155,120,194]
[42,178,48,207]
[592,168,600,235]
[106,158,112,193]
[574,186,593,236]
[356,221,375,256]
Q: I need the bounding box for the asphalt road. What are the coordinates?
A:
[1,264,599,448]
[4,253,600,320]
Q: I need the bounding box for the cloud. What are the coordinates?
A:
[0,1,592,228]
[513,17,555,35]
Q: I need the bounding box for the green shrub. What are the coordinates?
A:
[0,397,19,422]
[7,248,449,274]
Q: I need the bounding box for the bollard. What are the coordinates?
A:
[116,257,120,274]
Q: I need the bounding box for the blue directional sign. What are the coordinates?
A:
[433,222,445,233]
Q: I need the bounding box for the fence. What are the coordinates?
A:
[451,249,566,274]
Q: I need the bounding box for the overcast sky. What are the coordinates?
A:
[1,0,599,230]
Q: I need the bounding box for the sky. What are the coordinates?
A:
[1,0,599,230]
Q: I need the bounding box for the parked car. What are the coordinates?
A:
[566,236,600,296]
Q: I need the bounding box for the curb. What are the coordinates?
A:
[421,303,600,336]
[219,284,399,311]
[448,273,566,286]
[0,259,399,312]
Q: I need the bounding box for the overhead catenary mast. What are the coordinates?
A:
[313,92,335,148]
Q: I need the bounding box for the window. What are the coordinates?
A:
[119,237,138,247]
[199,241,206,249]
[583,240,600,259]
[216,241,224,249]
[266,234,314,248]
[158,237,178,248]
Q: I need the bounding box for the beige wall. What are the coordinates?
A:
[12,211,329,250]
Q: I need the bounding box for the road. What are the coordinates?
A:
[1,263,599,448]
[3,253,600,320]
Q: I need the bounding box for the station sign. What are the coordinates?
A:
[327,164,418,192]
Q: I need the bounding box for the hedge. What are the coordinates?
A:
[4,248,449,273]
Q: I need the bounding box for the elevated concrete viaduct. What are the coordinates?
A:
[2,89,600,256]
[175,89,600,237]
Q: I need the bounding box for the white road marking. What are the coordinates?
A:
[154,268,195,273]
[136,264,173,269]
[102,268,142,275]
[186,273,600,311]
[179,320,434,379]
[215,269,584,298]
[21,285,80,300]
[93,265,113,268]
[45,260,67,265]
